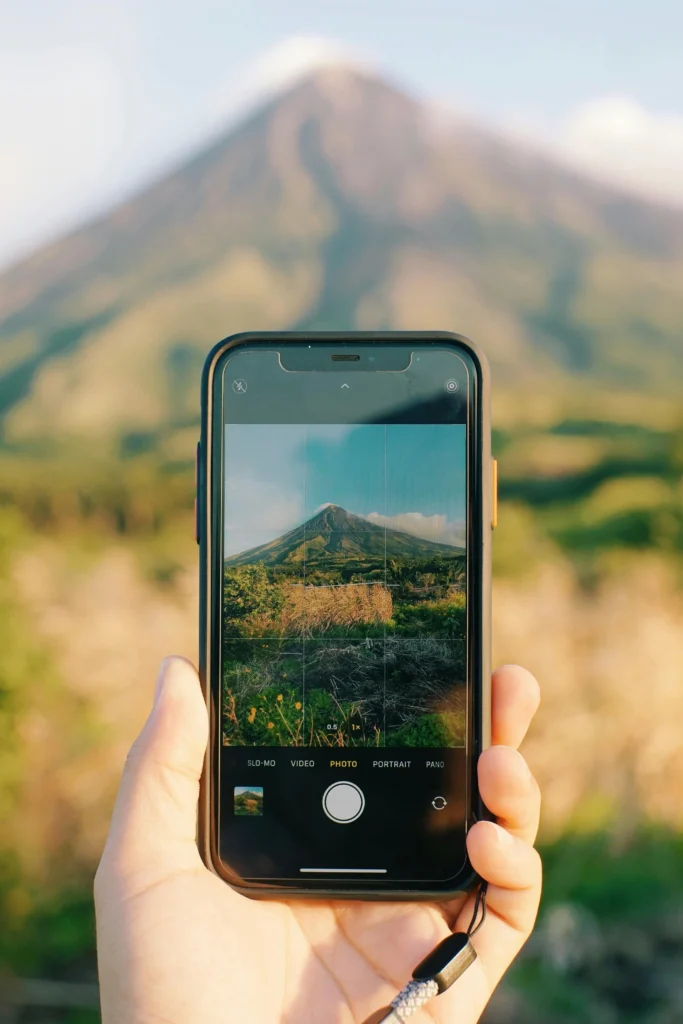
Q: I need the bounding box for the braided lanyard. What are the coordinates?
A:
[362,882,488,1024]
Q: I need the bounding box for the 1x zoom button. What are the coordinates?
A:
[322,781,365,823]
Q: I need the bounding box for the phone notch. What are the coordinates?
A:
[278,344,412,372]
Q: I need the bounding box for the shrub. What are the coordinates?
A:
[388,712,465,747]
[391,597,466,638]
[223,563,284,630]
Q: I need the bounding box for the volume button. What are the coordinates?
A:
[195,442,201,545]
[491,458,498,529]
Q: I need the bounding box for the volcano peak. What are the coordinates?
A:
[225,502,463,565]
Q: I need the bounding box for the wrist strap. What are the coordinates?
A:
[362,881,488,1024]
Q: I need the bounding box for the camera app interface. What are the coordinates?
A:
[218,346,473,886]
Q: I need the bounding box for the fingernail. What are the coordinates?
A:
[154,658,171,705]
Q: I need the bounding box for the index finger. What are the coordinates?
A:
[491,664,540,749]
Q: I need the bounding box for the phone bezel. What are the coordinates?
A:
[198,331,492,900]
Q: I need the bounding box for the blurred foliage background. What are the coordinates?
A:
[1,37,683,1024]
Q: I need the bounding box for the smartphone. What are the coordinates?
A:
[197,331,493,899]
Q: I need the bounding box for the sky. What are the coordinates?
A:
[224,424,466,555]
[2,0,683,269]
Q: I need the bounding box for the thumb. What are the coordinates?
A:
[101,656,208,878]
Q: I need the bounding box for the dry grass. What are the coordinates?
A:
[9,540,683,874]
[280,582,393,633]
[494,555,683,839]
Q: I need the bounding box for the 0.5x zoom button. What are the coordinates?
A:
[322,782,365,823]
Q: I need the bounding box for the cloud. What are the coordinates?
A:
[364,511,466,548]
[224,476,303,554]
[306,424,356,443]
[506,96,683,208]
[239,35,361,95]
[209,34,374,128]
[558,98,683,207]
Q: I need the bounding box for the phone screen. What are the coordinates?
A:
[213,341,481,891]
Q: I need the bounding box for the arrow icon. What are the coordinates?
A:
[341,383,350,389]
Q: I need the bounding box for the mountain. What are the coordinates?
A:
[225,503,463,565]
[1,67,682,452]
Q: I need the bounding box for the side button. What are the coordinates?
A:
[492,458,498,529]
[195,441,201,545]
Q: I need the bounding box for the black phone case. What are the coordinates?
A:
[197,331,492,901]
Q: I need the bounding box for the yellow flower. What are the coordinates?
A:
[295,702,302,710]
[277,694,283,702]
[247,707,256,724]
[282,673,287,678]
[245,667,251,673]
[267,722,274,729]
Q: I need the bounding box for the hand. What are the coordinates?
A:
[95,658,541,1023]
